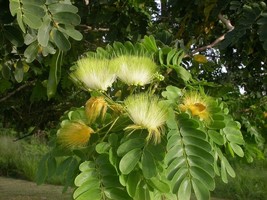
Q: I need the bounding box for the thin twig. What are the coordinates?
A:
[191,13,235,54]
[0,81,35,103]
[79,24,110,32]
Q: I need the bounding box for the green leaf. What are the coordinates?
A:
[37,16,52,47]
[192,178,210,200]
[162,85,182,104]
[9,1,20,16]
[95,142,110,154]
[183,136,212,152]
[208,120,225,129]
[75,170,98,187]
[166,157,186,180]
[35,153,49,185]
[51,28,71,51]
[180,127,206,140]
[222,156,235,178]
[41,43,56,56]
[24,41,39,63]
[48,3,78,14]
[185,145,214,164]
[22,0,46,6]
[3,26,24,47]
[14,61,24,83]
[147,177,170,193]
[24,32,37,45]
[178,177,191,200]
[23,12,42,29]
[0,79,12,93]
[53,12,81,26]
[136,180,151,200]
[230,143,244,157]
[47,156,57,177]
[117,138,145,157]
[22,3,45,18]
[178,118,199,129]
[17,10,26,33]
[173,65,192,82]
[167,49,177,66]
[142,35,158,52]
[167,134,181,150]
[56,157,74,175]
[190,166,215,190]
[119,148,142,174]
[165,143,183,165]
[171,167,188,193]
[47,50,63,99]
[126,171,141,197]
[104,188,131,200]
[75,188,101,200]
[141,148,157,178]
[208,130,224,145]
[223,127,244,145]
[58,24,83,41]
[73,180,100,199]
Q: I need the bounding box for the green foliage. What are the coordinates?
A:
[213,160,267,200]
[35,38,252,200]
[1,1,266,199]
[9,0,82,56]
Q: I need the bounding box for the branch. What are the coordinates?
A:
[79,24,110,32]
[191,13,234,54]
[0,81,35,103]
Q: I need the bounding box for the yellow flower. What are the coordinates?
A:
[72,58,117,91]
[179,92,211,122]
[110,55,158,86]
[124,93,168,144]
[57,121,94,148]
[85,96,107,124]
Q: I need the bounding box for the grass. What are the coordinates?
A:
[212,159,267,200]
[0,134,64,185]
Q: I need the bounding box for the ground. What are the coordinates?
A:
[0,177,72,200]
[0,176,228,200]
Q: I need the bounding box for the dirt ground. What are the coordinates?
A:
[0,176,228,200]
[0,177,72,200]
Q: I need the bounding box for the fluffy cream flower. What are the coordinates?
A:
[72,58,117,91]
[124,93,168,144]
[110,55,158,86]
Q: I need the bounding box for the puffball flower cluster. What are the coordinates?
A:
[73,58,117,91]
[72,55,159,91]
[57,121,94,148]
[110,55,158,86]
[179,92,211,122]
[85,96,107,124]
[124,93,168,144]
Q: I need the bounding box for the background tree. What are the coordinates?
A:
[0,0,266,199]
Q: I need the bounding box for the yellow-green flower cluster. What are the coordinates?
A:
[57,121,94,148]
[179,91,211,122]
[110,55,158,86]
[124,93,168,144]
[73,58,116,91]
[72,55,159,91]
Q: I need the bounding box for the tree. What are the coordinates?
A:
[0,0,266,199]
